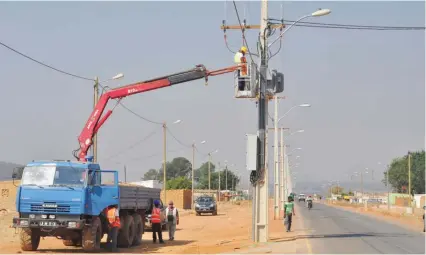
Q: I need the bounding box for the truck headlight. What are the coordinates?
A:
[195,203,199,207]
[20,220,29,226]
[68,222,77,228]
[49,215,56,219]
[210,204,214,207]
[29,214,35,219]
[41,215,47,219]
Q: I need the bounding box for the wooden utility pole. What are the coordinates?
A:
[208,153,212,191]
[192,143,195,209]
[163,122,167,203]
[124,165,127,182]
[93,77,99,162]
[408,153,412,208]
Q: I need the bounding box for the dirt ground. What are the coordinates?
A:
[0,200,295,254]
[326,201,425,232]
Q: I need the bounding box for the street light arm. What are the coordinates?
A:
[268,15,310,48]
[277,105,298,124]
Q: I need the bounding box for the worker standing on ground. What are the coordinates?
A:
[234,46,248,91]
[152,200,165,244]
[284,196,296,232]
[166,200,179,241]
[103,205,121,252]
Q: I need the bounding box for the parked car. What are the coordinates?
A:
[195,195,217,216]
[298,194,306,202]
[145,198,168,230]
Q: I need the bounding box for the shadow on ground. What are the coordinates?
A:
[35,240,194,253]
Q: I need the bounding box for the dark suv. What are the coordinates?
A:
[195,196,217,216]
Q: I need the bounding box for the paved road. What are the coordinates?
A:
[298,201,425,254]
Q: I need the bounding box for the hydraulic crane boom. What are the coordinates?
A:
[76,64,239,161]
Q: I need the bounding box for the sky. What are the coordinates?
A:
[0,1,424,190]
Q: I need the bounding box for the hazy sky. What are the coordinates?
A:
[0,1,424,190]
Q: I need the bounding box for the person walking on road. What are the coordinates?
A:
[152,200,165,244]
[166,200,179,241]
[103,205,121,252]
[284,196,296,232]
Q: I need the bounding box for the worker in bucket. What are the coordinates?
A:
[166,200,179,241]
[152,200,165,244]
[234,46,248,91]
[284,195,296,232]
[103,205,121,252]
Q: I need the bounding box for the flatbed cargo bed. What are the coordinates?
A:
[119,184,161,210]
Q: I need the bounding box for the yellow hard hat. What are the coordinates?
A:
[240,46,248,53]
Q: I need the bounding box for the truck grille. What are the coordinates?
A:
[30,204,70,213]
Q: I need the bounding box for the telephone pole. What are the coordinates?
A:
[93,77,99,162]
[280,128,285,211]
[124,165,127,182]
[208,153,212,191]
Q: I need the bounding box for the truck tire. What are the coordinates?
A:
[20,228,40,251]
[132,214,143,246]
[118,215,135,247]
[82,217,102,252]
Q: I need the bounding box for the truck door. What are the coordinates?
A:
[88,170,119,216]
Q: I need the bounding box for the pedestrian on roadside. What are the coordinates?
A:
[103,205,121,252]
[166,200,179,241]
[152,200,165,244]
[284,195,296,232]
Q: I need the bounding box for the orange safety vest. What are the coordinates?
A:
[240,56,248,76]
[151,208,161,224]
[104,207,121,228]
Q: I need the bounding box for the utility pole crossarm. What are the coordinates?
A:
[221,24,285,30]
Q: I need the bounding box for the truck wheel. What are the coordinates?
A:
[118,215,135,247]
[82,217,102,252]
[132,214,143,246]
[20,228,40,251]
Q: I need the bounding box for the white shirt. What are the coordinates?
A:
[234,52,243,64]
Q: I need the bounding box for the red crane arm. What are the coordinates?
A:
[77,64,239,161]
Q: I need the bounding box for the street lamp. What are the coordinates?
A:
[163,119,182,203]
[269,9,331,48]
[208,149,219,191]
[191,140,207,209]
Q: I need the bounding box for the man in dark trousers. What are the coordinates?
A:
[284,195,296,232]
[103,205,121,252]
[151,200,165,244]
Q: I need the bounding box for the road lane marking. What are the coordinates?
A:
[295,203,313,254]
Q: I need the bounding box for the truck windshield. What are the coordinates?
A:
[21,165,87,187]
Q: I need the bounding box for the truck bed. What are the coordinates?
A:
[119,184,161,210]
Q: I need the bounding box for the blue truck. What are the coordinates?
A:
[12,159,162,252]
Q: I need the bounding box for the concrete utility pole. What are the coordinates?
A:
[163,122,167,203]
[93,77,99,162]
[408,153,412,208]
[208,153,212,191]
[273,97,279,220]
[192,143,195,209]
[280,128,285,209]
[253,0,270,243]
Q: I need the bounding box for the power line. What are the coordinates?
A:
[232,0,256,65]
[102,128,159,161]
[166,128,192,148]
[0,41,94,81]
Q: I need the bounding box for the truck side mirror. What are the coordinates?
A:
[12,172,17,179]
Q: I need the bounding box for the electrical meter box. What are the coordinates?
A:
[246,134,259,171]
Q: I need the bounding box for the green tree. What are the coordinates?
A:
[383,150,425,194]
[142,168,159,180]
[166,176,192,189]
[154,157,192,183]
[195,162,240,190]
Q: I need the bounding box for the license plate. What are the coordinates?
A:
[40,221,56,227]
